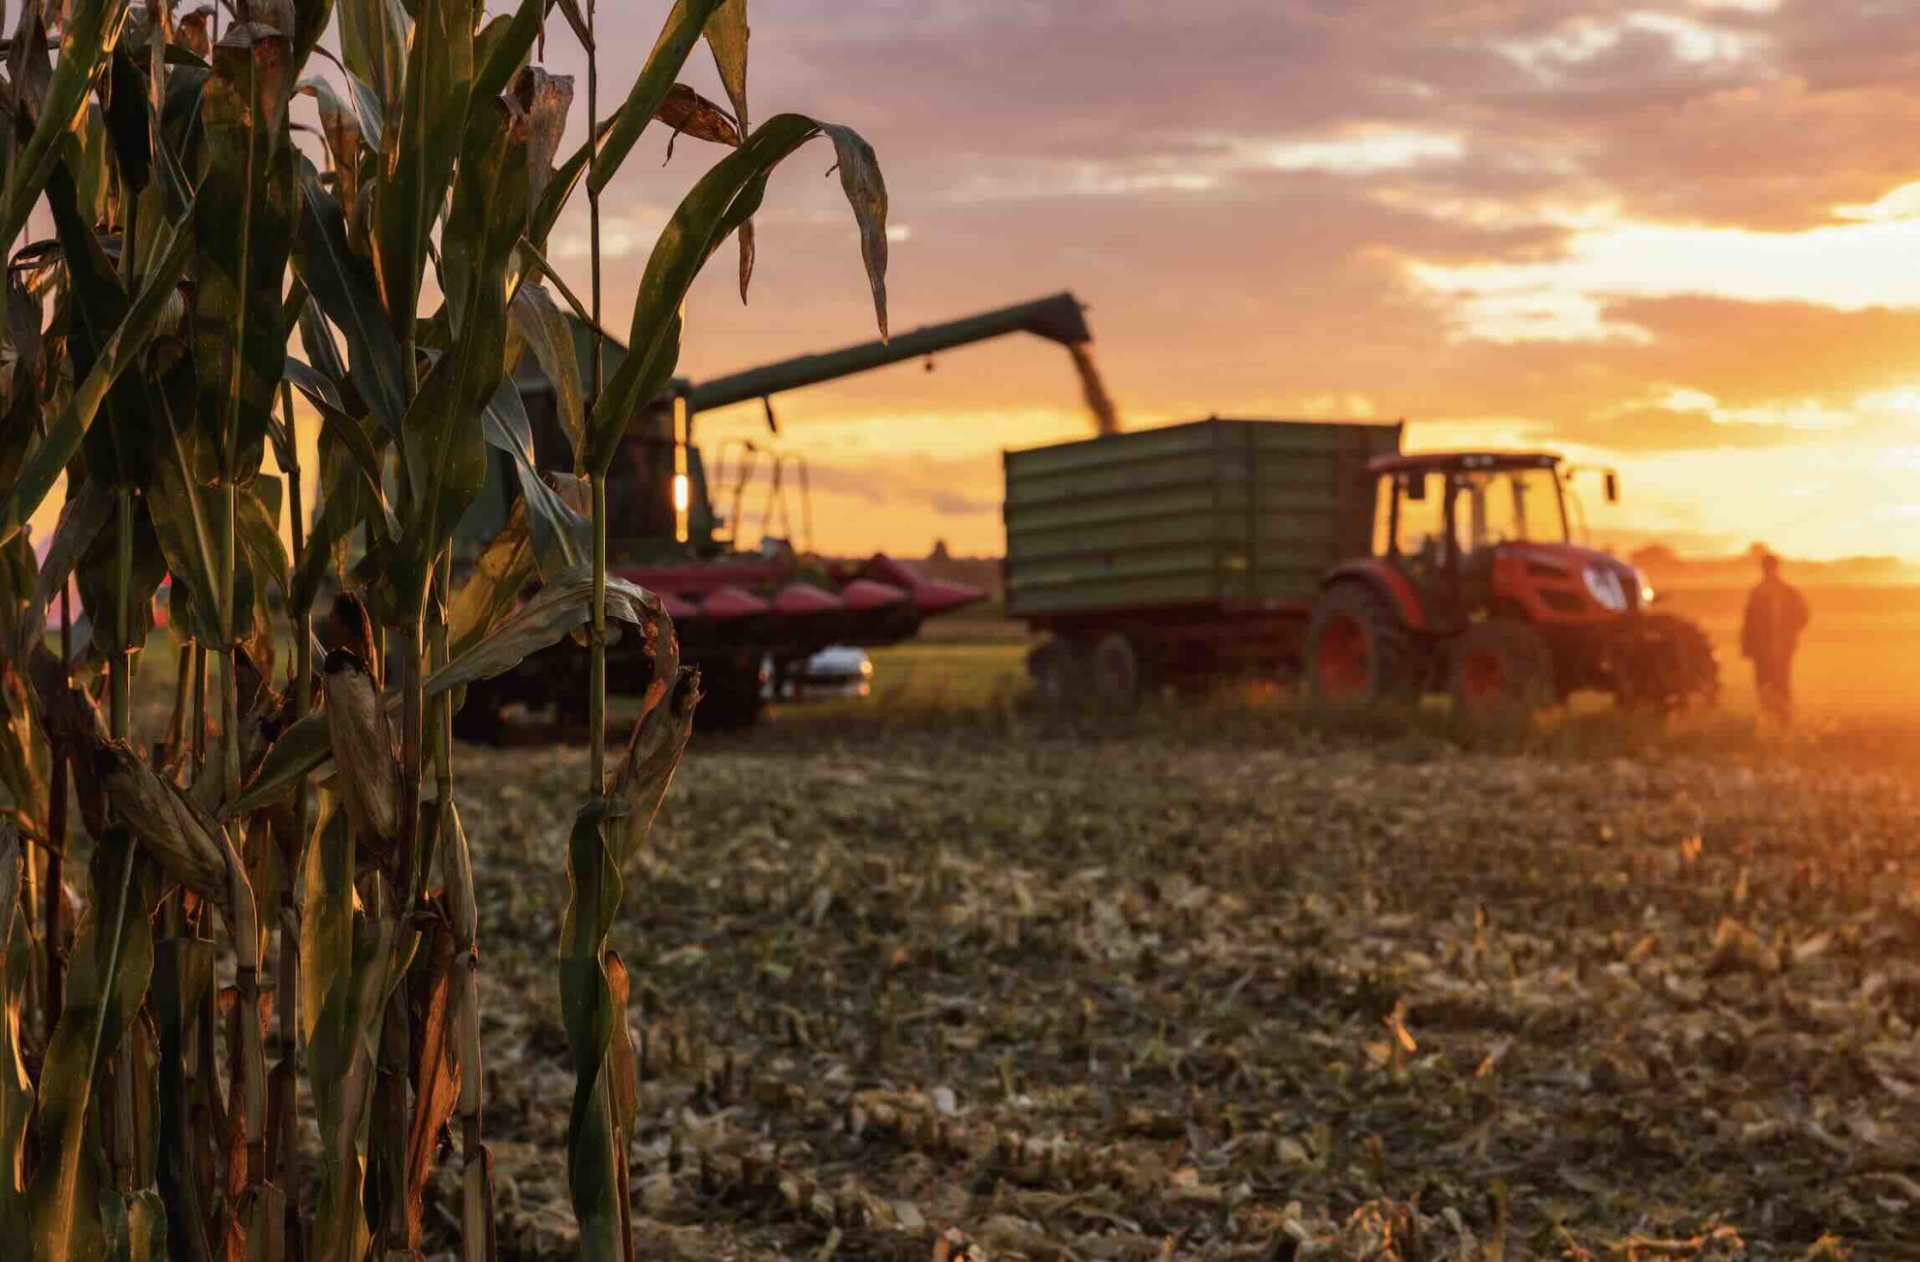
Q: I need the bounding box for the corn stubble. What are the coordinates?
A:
[0,0,885,1258]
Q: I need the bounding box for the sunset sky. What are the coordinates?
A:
[34,1,1917,565]
[536,0,1920,562]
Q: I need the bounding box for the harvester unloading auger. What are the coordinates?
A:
[453,292,1119,736]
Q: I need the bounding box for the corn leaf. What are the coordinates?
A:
[558,798,626,1262]
[604,949,639,1166]
[298,76,365,222]
[424,566,667,699]
[482,378,587,573]
[227,707,335,820]
[584,113,889,473]
[74,490,170,656]
[101,46,154,197]
[293,0,336,70]
[0,216,193,547]
[45,145,153,488]
[30,829,162,1262]
[239,480,292,605]
[285,356,388,501]
[590,0,724,196]
[472,0,556,104]
[312,45,387,151]
[196,24,300,483]
[528,114,614,252]
[705,0,750,140]
[703,0,753,296]
[228,567,666,819]
[656,82,742,149]
[147,405,250,647]
[334,0,408,120]
[0,0,130,254]
[403,925,460,1253]
[608,665,700,865]
[445,497,536,665]
[295,159,408,439]
[26,481,113,654]
[289,426,387,617]
[508,279,585,464]
[0,833,33,1238]
[302,801,397,1262]
[511,66,574,227]
[385,96,529,620]
[373,0,472,335]
[823,123,890,339]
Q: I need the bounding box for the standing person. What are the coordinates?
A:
[1740,550,1809,723]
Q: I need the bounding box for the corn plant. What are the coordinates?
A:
[0,0,886,1258]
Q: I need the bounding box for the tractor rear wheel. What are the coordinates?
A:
[1448,619,1554,716]
[1305,582,1416,707]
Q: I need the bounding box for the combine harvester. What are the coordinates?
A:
[454,293,1115,736]
[1005,423,1720,713]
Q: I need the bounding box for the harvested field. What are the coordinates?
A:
[441,707,1920,1261]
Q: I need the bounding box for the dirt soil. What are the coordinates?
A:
[438,713,1920,1262]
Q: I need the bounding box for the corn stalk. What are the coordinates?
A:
[0,1,885,1259]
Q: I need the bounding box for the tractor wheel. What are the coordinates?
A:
[1089,632,1145,711]
[1448,619,1555,716]
[696,658,767,731]
[1613,612,1720,713]
[1028,638,1085,708]
[1304,582,1416,707]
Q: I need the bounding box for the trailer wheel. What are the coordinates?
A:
[1028,638,1084,708]
[1305,582,1414,706]
[1090,633,1144,710]
[1448,618,1554,716]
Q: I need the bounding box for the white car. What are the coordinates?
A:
[762,645,874,701]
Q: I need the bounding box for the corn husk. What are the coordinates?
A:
[321,648,400,849]
[94,739,232,911]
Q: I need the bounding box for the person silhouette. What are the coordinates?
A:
[1740,550,1809,723]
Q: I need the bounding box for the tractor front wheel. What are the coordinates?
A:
[1448,619,1555,716]
[1613,612,1720,713]
[1305,582,1416,707]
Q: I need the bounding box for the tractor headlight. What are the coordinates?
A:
[1634,567,1655,606]
[1583,565,1627,612]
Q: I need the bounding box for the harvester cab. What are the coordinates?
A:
[1306,450,1718,714]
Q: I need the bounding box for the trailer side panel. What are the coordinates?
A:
[1002,418,1401,622]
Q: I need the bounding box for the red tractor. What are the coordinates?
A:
[1304,451,1718,713]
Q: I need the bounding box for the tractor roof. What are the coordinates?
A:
[1368,450,1563,476]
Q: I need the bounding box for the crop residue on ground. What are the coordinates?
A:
[438,713,1919,1261]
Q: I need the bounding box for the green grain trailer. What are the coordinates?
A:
[1005,417,1403,704]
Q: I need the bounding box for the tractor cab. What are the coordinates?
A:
[1366,451,1645,631]
[1305,447,1715,714]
